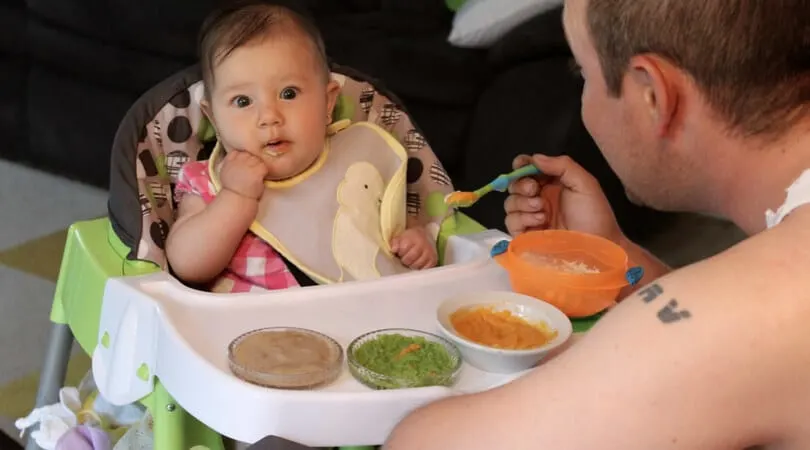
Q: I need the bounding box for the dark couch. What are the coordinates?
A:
[0,0,664,240]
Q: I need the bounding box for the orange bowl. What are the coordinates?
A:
[493,230,633,318]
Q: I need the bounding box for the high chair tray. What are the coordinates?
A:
[92,230,532,447]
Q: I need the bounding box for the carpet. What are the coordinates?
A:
[0,160,108,446]
[0,228,93,446]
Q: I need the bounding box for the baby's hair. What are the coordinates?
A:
[198,0,330,99]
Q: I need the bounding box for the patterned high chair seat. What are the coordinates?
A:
[108,63,456,273]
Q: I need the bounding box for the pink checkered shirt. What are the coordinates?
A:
[174,161,299,293]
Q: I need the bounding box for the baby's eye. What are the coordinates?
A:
[280,87,298,100]
[231,95,252,108]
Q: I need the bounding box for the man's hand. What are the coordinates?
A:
[504,154,623,243]
[220,150,269,200]
[391,226,438,270]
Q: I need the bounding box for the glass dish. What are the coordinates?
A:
[228,327,344,390]
[347,328,462,390]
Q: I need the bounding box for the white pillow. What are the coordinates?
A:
[448,0,564,48]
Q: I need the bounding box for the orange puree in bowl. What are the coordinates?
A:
[450,306,558,350]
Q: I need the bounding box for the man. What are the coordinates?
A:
[384,0,810,449]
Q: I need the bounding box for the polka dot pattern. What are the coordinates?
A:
[406,157,424,184]
[169,90,191,108]
[167,116,192,143]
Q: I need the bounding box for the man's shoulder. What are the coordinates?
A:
[666,212,810,318]
[704,208,810,290]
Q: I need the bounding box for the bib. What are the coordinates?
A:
[209,120,412,285]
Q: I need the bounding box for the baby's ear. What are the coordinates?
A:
[326,79,341,116]
[197,98,218,143]
[200,97,213,121]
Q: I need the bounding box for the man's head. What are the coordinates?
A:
[198,1,340,181]
[563,0,810,212]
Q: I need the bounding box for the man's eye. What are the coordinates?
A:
[280,88,298,100]
[232,96,252,108]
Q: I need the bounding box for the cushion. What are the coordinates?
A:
[445,0,468,12]
[448,0,563,48]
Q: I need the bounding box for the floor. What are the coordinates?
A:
[0,160,107,445]
[0,159,747,447]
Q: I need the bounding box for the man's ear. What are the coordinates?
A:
[628,54,680,138]
[325,79,341,119]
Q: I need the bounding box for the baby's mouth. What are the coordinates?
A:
[263,140,290,157]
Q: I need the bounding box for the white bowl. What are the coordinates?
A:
[436,290,573,374]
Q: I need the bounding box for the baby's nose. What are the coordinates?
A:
[258,103,283,127]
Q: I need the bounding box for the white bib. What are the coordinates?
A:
[209,120,413,285]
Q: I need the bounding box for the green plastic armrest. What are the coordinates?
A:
[51,217,160,354]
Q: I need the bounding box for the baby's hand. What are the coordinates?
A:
[220,150,269,200]
[391,226,438,270]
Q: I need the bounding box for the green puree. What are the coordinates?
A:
[354,334,456,388]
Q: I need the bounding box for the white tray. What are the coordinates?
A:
[92,229,535,447]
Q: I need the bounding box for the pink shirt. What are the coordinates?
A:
[174,161,299,293]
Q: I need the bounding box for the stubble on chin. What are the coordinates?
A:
[624,187,647,207]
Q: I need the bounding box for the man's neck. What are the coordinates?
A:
[712,119,810,235]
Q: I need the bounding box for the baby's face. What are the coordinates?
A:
[205,31,339,181]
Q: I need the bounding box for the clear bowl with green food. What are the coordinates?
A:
[347,328,463,390]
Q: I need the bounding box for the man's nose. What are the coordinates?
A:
[258,102,283,128]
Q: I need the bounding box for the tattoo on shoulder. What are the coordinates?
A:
[637,283,692,324]
[638,283,663,303]
[657,300,692,323]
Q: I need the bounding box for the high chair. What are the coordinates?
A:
[26,63,541,449]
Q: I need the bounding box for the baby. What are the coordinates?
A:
[166,1,438,293]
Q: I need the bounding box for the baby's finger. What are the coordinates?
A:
[409,247,430,267]
[390,236,402,254]
[504,194,544,214]
[415,250,437,270]
[399,245,422,266]
[228,151,250,165]
[251,157,270,173]
[236,151,258,164]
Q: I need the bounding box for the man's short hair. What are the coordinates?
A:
[198,0,330,96]
[586,0,810,138]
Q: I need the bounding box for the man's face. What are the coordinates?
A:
[562,0,691,211]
